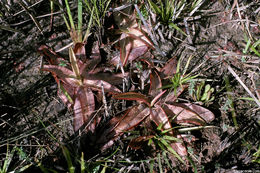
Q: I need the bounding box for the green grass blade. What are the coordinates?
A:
[224,76,238,128]
[83,8,94,42]
[148,0,161,15]
[37,161,51,173]
[80,152,85,173]
[252,39,260,49]
[2,145,15,172]
[250,45,260,57]
[243,39,251,54]
[78,0,83,42]
[104,0,112,17]
[187,156,197,173]
[160,138,184,163]
[149,159,154,173]
[157,153,163,173]
[0,25,21,33]
[162,151,173,170]
[162,135,180,142]
[69,47,81,81]
[62,146,75,173]
[192,0,203,9]
[183,55,193,75]
[100,162,107,173]
[181,74,199,84]
[60,83,73,104]
[65,0,75,31]
[238,97,260,102]
[16,163,33,173]
[84,0,92,12]
[38,118,58,142]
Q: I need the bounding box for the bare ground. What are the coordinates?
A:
[0,0,259,172]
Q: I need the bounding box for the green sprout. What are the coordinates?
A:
[190,81,215,104]
[162,56,199,96]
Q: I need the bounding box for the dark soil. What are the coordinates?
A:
[0,0,259,172]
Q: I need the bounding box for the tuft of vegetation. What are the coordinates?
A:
[0,0,259,172]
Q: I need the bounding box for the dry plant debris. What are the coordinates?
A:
[0,0,259,172]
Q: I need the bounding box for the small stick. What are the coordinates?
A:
[184,18,193,45]
[101,81,109,118]
[120,64,126,110]
[226,63,260,108]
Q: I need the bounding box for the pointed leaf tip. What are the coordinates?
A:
[113,92,151,107]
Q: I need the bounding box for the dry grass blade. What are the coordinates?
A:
[226,64,260,108]
[69,47,81,82]
[18,1,43,34]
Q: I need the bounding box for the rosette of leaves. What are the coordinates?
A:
[111,2,154,66]
[38,43,121,132]
[190,81,215,105]
[97,58,215,162]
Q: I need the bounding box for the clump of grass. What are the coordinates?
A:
[0,145,32,173]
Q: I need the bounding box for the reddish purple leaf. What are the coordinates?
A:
[160,57,177,78]
[151,106,188,157]
[150,105,172,132]
[170,135,188,157]
[98,104,150,150]
[42,65,80,87]
[151,90,166,107]
[149,70,162,96]
[77,41,101,75]
[38,45,66,65]
[84,79,121,93]
[180,103,215,123]
[164,85,188,102]
[128,45,148,62]
[127,28,154,49]
[73,86,96,132]
[74,42,86,60]
[163,103,214,126]
[85,72,126,85]
[114,105,150,133]
[120,35,133,66]
[112,92,150,106]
